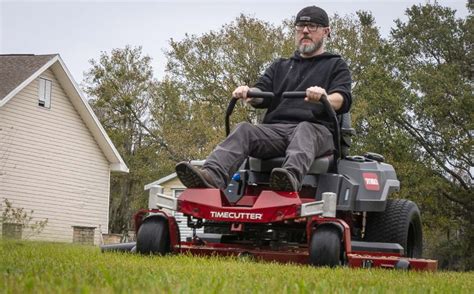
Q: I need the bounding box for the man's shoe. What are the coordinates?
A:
[175,162,218,188]
[269,168,299,192]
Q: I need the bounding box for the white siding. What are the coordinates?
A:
[173,189,202,242]
[0,68,110,244]
[159,178,203,241]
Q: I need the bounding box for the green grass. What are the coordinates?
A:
[0,240,473,293]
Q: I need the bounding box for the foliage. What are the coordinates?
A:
[1,240,474,293]
[390,3,472,208]
[84,46,162,233]
[150,15,295,166]
[165,14,293,111]
[0,199,48,239]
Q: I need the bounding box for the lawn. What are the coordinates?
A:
[0,240,473,293]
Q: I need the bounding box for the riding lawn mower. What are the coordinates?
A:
[102,91,437,271]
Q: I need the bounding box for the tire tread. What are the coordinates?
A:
[364,199,422,257]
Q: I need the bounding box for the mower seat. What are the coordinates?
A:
[248,154,334,175]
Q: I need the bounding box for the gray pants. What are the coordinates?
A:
[202,121,334,190]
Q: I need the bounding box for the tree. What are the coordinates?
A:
[333,4,473,270]
[84,46,161,233]
[388,3,473,269]
[149,15,294,167]
[390,3,472,208]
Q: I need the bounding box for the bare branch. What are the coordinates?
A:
[394,115,470,190]
[126,104,183,162]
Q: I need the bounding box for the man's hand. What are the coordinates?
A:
[304,86,327,103]
[232,85,250,102]
[232,85,262,105]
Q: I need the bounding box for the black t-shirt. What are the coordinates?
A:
[253,51,352,132]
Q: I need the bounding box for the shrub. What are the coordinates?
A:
[1,198,48,239]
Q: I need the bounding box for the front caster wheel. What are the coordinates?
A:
[136,216,170,255]
[309,226,342,267]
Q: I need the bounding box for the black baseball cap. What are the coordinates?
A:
[295,6,329,27]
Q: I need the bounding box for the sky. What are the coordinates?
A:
[0,0,469,85]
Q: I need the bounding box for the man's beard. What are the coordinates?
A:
[297,37,323,55]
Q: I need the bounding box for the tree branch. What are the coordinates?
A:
[393,115,470,190]
[441,191,473,211]
[126,104,183,162]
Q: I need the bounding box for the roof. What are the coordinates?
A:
[0,54,128,173]
[0,54,57,101]
[144,160,204,190]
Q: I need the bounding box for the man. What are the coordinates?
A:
[176,6,352,192]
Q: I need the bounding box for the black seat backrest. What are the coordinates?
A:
[339,112,355,158]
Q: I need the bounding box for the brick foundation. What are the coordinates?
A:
[2,223,22,239]
[72,226,96,245]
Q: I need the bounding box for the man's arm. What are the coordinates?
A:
[327,92,344,111]
[305,57,352,113]
[304,86,344,111]
[326,59,352,113]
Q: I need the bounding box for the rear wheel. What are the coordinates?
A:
[364,199,422,258]
[136,217,170,255]
[309,226,342,267]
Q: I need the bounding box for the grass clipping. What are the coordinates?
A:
[0,240,473,293]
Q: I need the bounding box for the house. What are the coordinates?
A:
[0,54,128,245]
[144,161,204,240]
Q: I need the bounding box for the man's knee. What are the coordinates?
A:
[294,121,315,133]
[231,122,255,135]
[295,121,330,136]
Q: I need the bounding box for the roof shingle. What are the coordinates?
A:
[0,54,57,100]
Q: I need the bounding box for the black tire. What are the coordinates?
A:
[364,199,423,258]
[309,226,342,267]
[136,217,170,255]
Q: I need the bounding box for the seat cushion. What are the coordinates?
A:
[249,155,334,174]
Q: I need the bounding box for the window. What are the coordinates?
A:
[173,189,185,198]
[38,78,52,108]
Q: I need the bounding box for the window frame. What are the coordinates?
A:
[172,188,185,198]
[38,77,52,109]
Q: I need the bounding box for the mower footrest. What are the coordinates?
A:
[351,241,403,255]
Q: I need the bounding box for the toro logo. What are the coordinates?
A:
[363,173,380,191]
[210,211,263,220]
